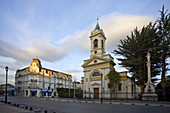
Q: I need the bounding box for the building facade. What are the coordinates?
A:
[0,84,15,96]
[15,58,73,97]
[81,21,135,99]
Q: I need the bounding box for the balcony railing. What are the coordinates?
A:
[30,79,37,82]
[28,86,39,89]
[57,83,62,85]
[57,77,63,79]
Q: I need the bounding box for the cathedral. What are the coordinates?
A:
[81,20,136,99]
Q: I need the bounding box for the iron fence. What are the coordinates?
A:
[57,92,141,101]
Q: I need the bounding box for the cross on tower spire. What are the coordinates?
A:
[95,18,100,30]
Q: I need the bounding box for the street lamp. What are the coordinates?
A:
[101,73,103,103]
[126,86,128,99]
[5,66,8,103]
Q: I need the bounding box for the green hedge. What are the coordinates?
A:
[56,88,83,98]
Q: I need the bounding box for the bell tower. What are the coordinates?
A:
[90,19,106,57]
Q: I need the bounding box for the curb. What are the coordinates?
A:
[49,99,170,107]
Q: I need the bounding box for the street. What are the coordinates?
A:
[0,96,170,113]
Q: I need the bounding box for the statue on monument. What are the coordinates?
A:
[142,52,158,101]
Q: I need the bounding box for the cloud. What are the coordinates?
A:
[0,73,15,85]
[65,69,82,73]
[27,38,68,62]
[0,12,155,73]
[0,39,30,62]
[100,13,155,52]
[57,13,155,54]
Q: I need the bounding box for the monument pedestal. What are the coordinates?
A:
[142,52,158,101]
[142,94,158,101]
[142,82,158,101]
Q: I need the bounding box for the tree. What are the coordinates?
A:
[156,6,170,100]
[107,68,121,98]
[114,23,161,94]
[156,75,170,100]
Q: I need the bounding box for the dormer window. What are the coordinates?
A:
[94,39,98,48]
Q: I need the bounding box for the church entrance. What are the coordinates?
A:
[94,88,99,99]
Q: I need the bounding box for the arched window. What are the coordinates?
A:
[94,39,98,48]
[92,72,100,77]
[102,40,104,48]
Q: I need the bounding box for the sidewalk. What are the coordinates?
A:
[0,102,33,113]
[47,97,170,107]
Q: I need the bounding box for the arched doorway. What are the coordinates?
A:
[91,71,101,99]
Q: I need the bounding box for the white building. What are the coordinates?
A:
[81,20,136,99]
[15,58,73,97]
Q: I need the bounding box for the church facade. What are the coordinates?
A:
[81,21,136,99]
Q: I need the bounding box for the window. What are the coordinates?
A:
[54,92,56,96]
[94,60,97,63]
[46,70,48,73]
[92,72,100,77]
[94,39,98,48]
[102,40,104,48]
[44,93,46,96]
[118,84,121,91]
[43,83,45,88]
[131,84,134,93]
[49,92,52,96]
[94,51,97,54]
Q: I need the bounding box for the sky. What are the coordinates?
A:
[0,0,169,85]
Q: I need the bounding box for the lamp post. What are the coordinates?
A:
[101,73,103,103]
[5,66,8,103]
[126,86,128,99]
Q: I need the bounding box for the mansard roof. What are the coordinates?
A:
[16,58,71,77]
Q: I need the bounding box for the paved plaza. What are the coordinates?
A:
[0,96,170,113]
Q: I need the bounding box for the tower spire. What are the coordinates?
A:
[95,18,100,30]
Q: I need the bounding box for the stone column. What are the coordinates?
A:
[84,71,86,91]
[142,52,158,101]
[147,52,151,83]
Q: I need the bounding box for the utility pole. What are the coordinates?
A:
[74,76,76,98]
